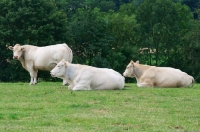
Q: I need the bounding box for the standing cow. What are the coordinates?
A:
[123,60,194,88]
[50,59,125,90]
[9,43,73,85]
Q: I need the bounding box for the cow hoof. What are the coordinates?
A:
[29,83,37,85]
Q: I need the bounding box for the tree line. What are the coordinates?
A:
[0,0,199,82]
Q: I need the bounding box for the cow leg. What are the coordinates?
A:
[137,82,153,88]
[72,85,91,91]
[68,84,73,90]
[62,79,68,85]
[30,77,34,85]
[29,70,38,85]
[63,79,73,90]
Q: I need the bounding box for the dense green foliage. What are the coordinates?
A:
[0,0,200,82]
[0,82,199,131]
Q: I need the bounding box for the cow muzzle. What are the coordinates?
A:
[13,56,18,59]
[50,71,55,77]
[123,72,126,77]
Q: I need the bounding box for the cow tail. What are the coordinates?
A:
[68,47,73,63]
[64,43,73,63]
[189,77,195,88]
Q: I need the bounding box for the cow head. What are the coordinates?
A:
[123,60,136,78]
[8,44,25,60]
[50,59,67,78]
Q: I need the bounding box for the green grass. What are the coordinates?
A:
[0,82,199,132]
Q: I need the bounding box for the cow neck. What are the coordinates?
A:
[65,63,75,79]
[133,64,149,78]
[18,52,26,69]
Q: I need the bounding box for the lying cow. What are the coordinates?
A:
[9,43,73,85]
[123,60,194,88]
[50,59,125,90]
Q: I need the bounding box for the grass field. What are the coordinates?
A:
[0,82,199,132]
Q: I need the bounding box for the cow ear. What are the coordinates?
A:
[8,46,13,51]
[136,60,139,64]
[62,59,66,62]
[61,59,67,67]
[63,61,67,67]
[130,60,134,66]
[21,47,25,51]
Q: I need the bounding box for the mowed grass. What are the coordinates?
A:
[0,82,199,132]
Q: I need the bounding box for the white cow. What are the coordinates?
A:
[50,59,125,90]
[123,60,194,88]
[9,43,73,85]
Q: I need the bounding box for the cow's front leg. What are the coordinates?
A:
[137,81,153,88]
[68,85,73,90]
[72,84,91,91]
[30,77,34,85]
[66,80,74,90]
[68,82,74,90]
[62,79,68,85]
[29,70,38,85]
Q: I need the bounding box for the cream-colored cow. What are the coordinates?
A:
[9,43,73,85]
[50,59,125,90]
[123,60,194,88]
